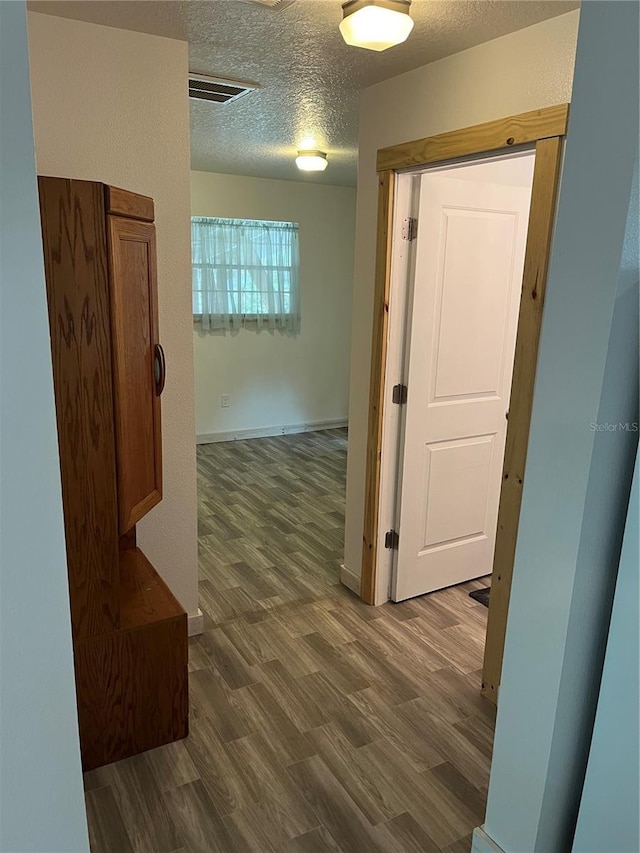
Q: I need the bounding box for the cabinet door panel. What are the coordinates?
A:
[107,216,162,532]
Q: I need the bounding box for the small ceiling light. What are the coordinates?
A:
[339,0,414,52]
[296,150,328,172]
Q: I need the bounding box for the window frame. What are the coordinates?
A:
[191,216,300,327]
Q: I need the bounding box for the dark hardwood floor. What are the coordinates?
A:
[84,428,494,852]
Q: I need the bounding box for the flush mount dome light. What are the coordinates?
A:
[339,0,414,51]
[296,150,328,172]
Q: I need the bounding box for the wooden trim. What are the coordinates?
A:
[361,170,395,605]
[481,135,564,702]
[377,104,569,173]
[105,184,155,222]
[121,490,163,534]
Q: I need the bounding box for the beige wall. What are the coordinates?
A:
[344,10,580,581]
[27,12,198,616]
[191,171,356,440]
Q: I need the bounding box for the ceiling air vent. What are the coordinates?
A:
[241,0,296,9]
[188,74,258,105]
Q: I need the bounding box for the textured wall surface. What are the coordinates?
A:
[0,4,89,850]
[191,171,356,439]
[27,12,199,616]
[344,10,580,583]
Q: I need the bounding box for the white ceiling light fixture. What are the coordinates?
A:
[339,0,414,52]
[296,150,328,172]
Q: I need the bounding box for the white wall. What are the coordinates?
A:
[27,12,199,617]
[572,453,638,853]
[0,3,89,850]
[481,3,639,851]
[191,171,356,440]
[344,9,580,580]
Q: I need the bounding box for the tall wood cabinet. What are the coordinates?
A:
[38,177,188,771]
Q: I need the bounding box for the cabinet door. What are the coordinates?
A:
[107,216,163,533]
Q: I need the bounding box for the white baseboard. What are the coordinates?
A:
[196,419,348,445]
[472,827,506,853]
[188,608,204,637]
[340,563,361,596]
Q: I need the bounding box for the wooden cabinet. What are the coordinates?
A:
[38,177,188,771]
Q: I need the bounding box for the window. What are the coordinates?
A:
[191,217,300,332]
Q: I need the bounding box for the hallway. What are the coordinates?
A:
[197,428,348,618]
[84,429,494,853]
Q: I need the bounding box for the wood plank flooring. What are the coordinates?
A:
[84,429,494,852]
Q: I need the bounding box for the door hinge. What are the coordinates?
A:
[392,383,408,405]
[385,529,399,550]
[401,217,418,241]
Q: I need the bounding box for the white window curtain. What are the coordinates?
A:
[192,217,300,333]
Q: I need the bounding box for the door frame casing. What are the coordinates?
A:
[361,104,569,703]
[374,171,418,605]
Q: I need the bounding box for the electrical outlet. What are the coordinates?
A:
[221,394,230,408]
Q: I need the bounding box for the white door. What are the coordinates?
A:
[392,173,532,602]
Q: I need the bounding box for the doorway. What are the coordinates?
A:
[361,105,568,702]
[190,185,356,619]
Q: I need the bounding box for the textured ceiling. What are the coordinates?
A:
[28,0,579,186]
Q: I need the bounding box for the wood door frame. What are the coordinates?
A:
[361,104,569,703]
